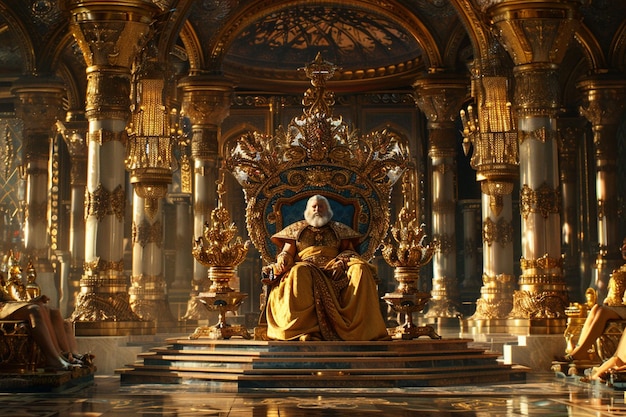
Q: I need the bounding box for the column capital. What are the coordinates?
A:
[577,75,626,126]
[12,75,66,159]
[179,75,234,127]
[412,74,468,124]
[12,75,65,134]
[488,0,582,66]
[62,0,158,69]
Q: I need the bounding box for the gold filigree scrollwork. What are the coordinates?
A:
[83,257,124,275]
[132,219,163,248]
[520,254,563,272]
[85,184,126,221]
[483,217,514,248]
[481,180,514,216]
[71,292,138,321]
[87,129,128,146]
[472,273,515,319]
[180,154,192,194]
[510,289,567,319]
[520,182,560,219]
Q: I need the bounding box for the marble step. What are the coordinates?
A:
[117,337,529,390]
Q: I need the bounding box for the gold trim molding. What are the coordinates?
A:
[132,219,163,248]
[482,217,513,248]
[85,184,126,221]
[520,182,560,219]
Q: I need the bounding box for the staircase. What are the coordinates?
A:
[116,337,528,391]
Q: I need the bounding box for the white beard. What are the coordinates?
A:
[305,211,331,228]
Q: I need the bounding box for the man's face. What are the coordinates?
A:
[621,238,626,260]
[305,198,330,227]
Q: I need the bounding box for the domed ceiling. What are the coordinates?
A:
[220,4,427,91]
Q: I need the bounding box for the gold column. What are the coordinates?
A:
[179,75,233,321]
[11,75,65,307]
[556,116,586,298]
[63,0,158,335]
[489,0,582,333]
[577,76,626,303]
[57,111,88,316]
[413,73,468,320]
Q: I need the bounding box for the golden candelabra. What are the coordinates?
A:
[189,172,252,340]
[381,173,440,339]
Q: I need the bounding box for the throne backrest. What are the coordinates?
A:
[225,55,407,263]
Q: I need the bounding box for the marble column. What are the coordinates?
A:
[11,75,65,307]
[488,0,582,333]
[577,77,626,303]
[413,74,467,320]
[129,192,175,327]
[63,0,158,335]
[169,194,193,290]
[179,75,233,320]
[57,112,88,316]
[556,116,586,299]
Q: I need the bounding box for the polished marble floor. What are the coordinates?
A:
[2,372,626,416]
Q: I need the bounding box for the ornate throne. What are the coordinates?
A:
[225,54,407,339]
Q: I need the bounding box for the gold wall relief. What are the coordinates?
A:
[132,219,163,248]
[520,183,560,219]
[85,183,126,221]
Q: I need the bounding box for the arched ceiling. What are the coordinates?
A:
[223,5,424,85]
[185,0,455,93]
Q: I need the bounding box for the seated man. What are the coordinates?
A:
[264,194,390,341]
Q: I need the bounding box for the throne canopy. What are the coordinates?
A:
[225,54,407,263]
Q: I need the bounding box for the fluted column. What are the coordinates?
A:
[11,75,65,308]
[58,112,88,315]
[179,75,233,320]
[489,0,582,332]
[556,116,586,299]
[578,77,626,303]
[63,0,158,335]
[413,74,467,319]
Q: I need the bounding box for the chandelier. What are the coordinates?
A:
[126,57,175,219]
[460,67,518,215]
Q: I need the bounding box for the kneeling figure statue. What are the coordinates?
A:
[264,194,389,341]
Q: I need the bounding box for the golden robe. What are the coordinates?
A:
[266,222,389,341]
